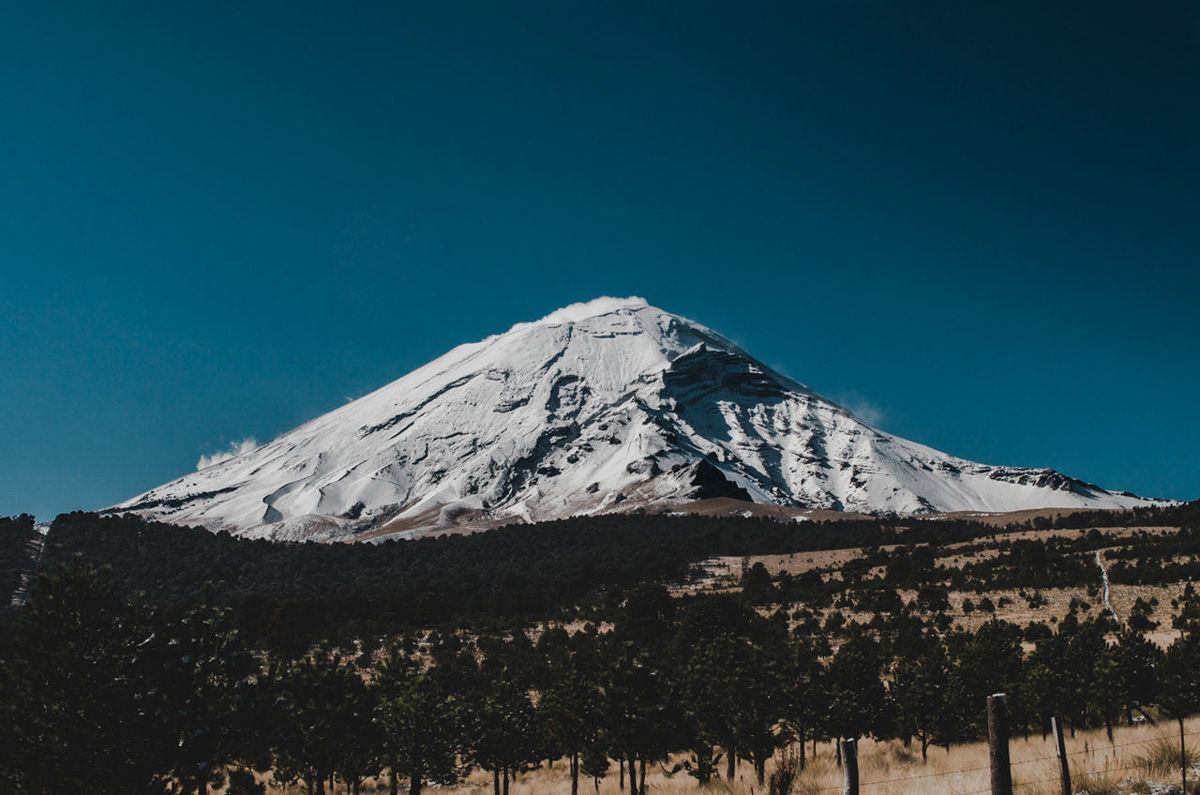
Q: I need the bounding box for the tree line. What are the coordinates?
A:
[0,514,36,601]
[22,503,1199,649]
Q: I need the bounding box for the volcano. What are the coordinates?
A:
[110,297,1163,540]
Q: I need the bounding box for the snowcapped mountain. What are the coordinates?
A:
[110,297,1164,541]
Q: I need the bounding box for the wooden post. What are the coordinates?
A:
[839,738,859,795]
[1180,717,1188,795]
[1051,716,1071,795]
[987,693,1013,795]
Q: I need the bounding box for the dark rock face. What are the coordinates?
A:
[661,345,791,404]
[687,459,752,502]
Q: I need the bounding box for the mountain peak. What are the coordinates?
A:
[535,296,651,325]
[111,298,1168,540]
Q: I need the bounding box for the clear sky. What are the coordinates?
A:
[2,1,1197,520]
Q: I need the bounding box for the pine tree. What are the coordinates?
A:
[376,672,463,795]
[601,639,678,795]
[539,630,606,795]
[6,557,170,793]
[272,647,374,795]
[581,739,610,793]
[1111,629,1161,723]
[464,636,542,795]
[676,635,739,784]
[826,635,885,741]
[467,675,540,795]
[782,636,826,770]
[952,619,1025,734]
[891,642,948,761]
[1158,630,1200,793]
[729,635,789,785]
[146,583,258,795]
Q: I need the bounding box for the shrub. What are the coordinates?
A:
[226,769,266,795]
[768,746,800,795]
[1136,736,1199,780]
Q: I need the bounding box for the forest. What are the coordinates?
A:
[27,502,1200,647]
[2,502,1200,794]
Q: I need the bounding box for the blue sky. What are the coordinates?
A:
[2,1,1197,519]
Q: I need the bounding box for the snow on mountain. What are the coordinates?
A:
[109,297,1165,541]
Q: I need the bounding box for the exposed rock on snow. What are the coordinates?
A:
[110,297,1167,540]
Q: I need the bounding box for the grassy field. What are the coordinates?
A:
[256,716,1200,795]
[682,523,1188,648]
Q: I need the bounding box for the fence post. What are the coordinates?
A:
[988,693,1013,795]
[839,738,858,795]
[1051,715,1071,795]
[1180,718,1188,795]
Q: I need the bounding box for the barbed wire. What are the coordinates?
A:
[792,727,1200,792]
[1060,727,1200,756]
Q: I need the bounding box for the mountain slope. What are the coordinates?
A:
[110,297,1163,540]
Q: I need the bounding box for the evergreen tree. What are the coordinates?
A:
[147,584,258,795]
[729,633,789,785]
[951,620,1025,734]
[1157,629,1200,793]
[580,739,610,793]
[272,647,374,795]
[671,593,757,781]
[465,638,541,795]
[676,636,735,784]
[1062,619,1109,731]
[1111,629,1161,722]
[467,675,540,795]
[602,639,678,795]
[891,642,949,761]
[826,634,885,741]
[1158,629,1200,731]
[376,672,463,795]
[5,558,170,793]
[782,636,827,770]
[1088,639,1125,741]
[539,629,606,795]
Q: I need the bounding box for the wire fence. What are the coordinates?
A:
[799,727,1200,793]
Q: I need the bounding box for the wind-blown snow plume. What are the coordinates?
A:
[836,394,888,429]
[196,438,258,471]
[113,296,1168,542]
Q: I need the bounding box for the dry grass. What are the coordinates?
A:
[678,522,1189,650]
[248,717,1200,794]
[692,526,1174,584]
[914,582,1182,639]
